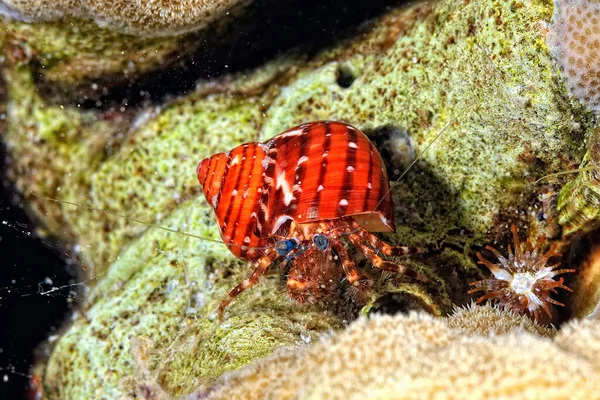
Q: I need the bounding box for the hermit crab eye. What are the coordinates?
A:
[313,234,329,251]
[275,239,298,257]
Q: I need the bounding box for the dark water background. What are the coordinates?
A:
[0,143,74,400]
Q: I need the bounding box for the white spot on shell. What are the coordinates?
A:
[271,215,293,234]
[231,189,238,196]
[261,155,272,170]
[211,195,218,208]
[278,128,304,138]
[231,155,240,165]
[368,182,372,189]
[347,166,355,172]
[276,170,295,206]
[339,199,349,206]
[317,185,324,191]
[244,236,251,244]
[348,142,358,149]
[297,156,309,166]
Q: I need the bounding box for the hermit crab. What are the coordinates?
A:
[468,225,575,322]
[197,121,424,315]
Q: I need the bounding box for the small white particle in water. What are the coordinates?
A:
[44,277,53,285]
[167,280,179,293]
[3,375,8,382]
[164,177,175,188]
[300,332,311,344]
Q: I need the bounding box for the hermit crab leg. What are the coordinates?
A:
[347,231,427,282]
[349,220,426,256]
[330,240,368,286]
[218,248,280,319]
[330,240,373,301]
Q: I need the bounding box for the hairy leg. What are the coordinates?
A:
[348,230,428,282]
[330,239,373,301]
[349,220,426,256]
[218,249,279,319]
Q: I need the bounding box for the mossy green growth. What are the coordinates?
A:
[4,19,198,94]
[3,0,598,397]
[44,199,342,398]
[3,65,122,243]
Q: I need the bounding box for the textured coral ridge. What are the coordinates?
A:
[0,0,248,37]
[206,306,600,399]
[547,0,600,112]
[2,0,597,398]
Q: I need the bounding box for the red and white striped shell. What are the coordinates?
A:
[196,121,395,260]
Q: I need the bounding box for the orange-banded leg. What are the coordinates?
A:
[348,231,429,283]
[350,221,427,256]
[330,239,373,301]
[218,248,279,320]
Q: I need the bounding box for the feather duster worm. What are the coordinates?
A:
[468,225,575,322]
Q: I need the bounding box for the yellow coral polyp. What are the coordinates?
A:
[468,225,575,322]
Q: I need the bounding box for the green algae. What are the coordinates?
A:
[3,65,123,247]
[2,0,597,397]
[44,199,342,397]
[4,20,196,89]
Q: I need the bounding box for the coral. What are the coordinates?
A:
[468,225,574,322]
[446,302,554,337]
[2,0,599,397]
[206,308,600,399]
[2,20,204,97]
[0,0,248,37]
[547,0,600,112]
